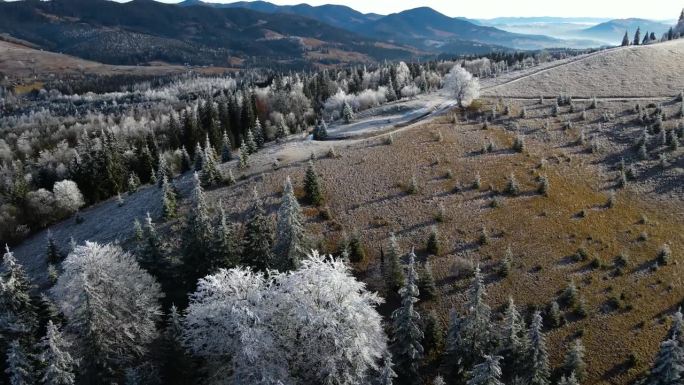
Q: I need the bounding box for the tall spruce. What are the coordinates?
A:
[156,156,170,188]
[139,213,168,282]
[159,305,194,385]
[211,201,240,272]
[275,177,307,271]
[385,233,405,294]
[0,245,38,337]
[36,320,76,385]
[221,131,232,162]
[182,173,214,284]
[5,339,34,385]
[161,176,177,219]
[304,160,323,206]
[419,261,437,299]
[647,337,684,385]
[468,355,504,385]
[378,356,398,385]
[391,249,424,382]
[499,297,529,380]
[46,231,62,264]
[564,339,587,382]
[528,311,550,385]
[241,188,275,271]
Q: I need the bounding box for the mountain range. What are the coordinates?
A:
[0,0,675,69]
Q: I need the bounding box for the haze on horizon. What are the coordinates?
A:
[145,0,682,20]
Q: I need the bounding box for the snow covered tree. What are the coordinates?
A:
[138,212,168,282]
[241,188,275,271]
[200,137,222,187]
[423,309,444,356]
[468,355,504,385]
[275,176,307,271]
[313,120,328,140]
[253,118,265,148]
[193,142,203,171]
[238,142,250,169]
[53,180,84,217]
[159,305,194,385]
[161,176,177,219]
[443,65,480,108]
[183,252,387,385]
[391,249,424,382]
[220,131,232,162]
[527,311,550,385]
[378,355,398,385]
[304,160,323,206]
[5,339,34,385]
[647,337,684,385]
[182,172,215,283]
[434,375,446,385]
[46,231,62,264]
[342,101,354,123]
[245,129,258,154]
[622,31,631,46]
[212,201,240,272]
[156,156,170,188]
[0,245,38,337]
[427,225,441,255]
[36,320,76,385]
[564,339,587,382]
[419,261,437,299]
[180,146,192,173]
[51,242,162,383]
[498,297,529,380]
[384,233,405,294]
[446,265,495,379]
[127,173,140,193]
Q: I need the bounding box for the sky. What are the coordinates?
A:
[150,0,682,20]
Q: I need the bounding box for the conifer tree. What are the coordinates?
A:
[634,28,642,45]
[159,305,194,385]
[384,233,406,295]
[434,375,446,385]
[36,320,76,385]
[419,261,437,299]
[127,173,140,193]
[139,212,168,284]
[622,31,631,46]
[558,372,579,385]
[304,160,323,206]
[427,225,440,255]
[275,177,307,271]
[193,142,203,171]
[253,118,265,148]
[212,202,240,271]
[0,245,38,337]
[156,156,170,188]
[342,101,355,123]
[647,337,684,385]
[423,310,444,356]
[161,176,177,219]
[180,146,192,173]
[528,311,550,385]
[5,339,34,385]
[348,230,366,263]
[499,297,529,380]
[391,250,424,382]
[241,188,275,271]
[378,356,398,385]
[313,120,329,140]
[238,142,250,169]
[245,129,258,154]
[468,355,504,385]
[46,231,62,264]
[182,173,214,283]
[220,131,232,162]
[564,339,587,382]
[200,145,221,188]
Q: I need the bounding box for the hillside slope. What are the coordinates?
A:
[484,39,684,98]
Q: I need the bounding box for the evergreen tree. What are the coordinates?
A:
[36,320,76,385]
[221,131,232,162]
[386,78,398,102]
[138,213,168,284]
[180,146,192,173]
[528,311,550,385]
[622,31,630,46]
[193,142,203,172]
[212,202,240,271]
[498,297,529,381]
[378,356,398,385]
[156,156,170,188]
[391,250,424,382]
[427,225,440,255]
[238,143,250,169]
[647,338,684,385]
[182,173,214,284]
[468,355,504,385]
[5,340,34,385]
[127,173,140,193]
[159,305,194,385]
[434,375,446,385]
[275,176,307,271]
[423,310,444,356]
[419,261,437,299]
[241,188,275,271]
[245,129,258,155]
[313,120,329,140]
[304,160,323,206]
[253,118,265,148]
[0,245,38,337]
[385,233,405,294]
[557,372,579,385]
[348,231,366,263]
[343,101,355,123]
[200,142,222,187]
[161,176,177,219]
[564,339,586,382]
[634,27,642,45]
[46,231,62,264]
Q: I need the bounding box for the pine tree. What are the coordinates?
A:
[391,249,424,382]
[528,311,550,385]
[159,305,194,385]
[385,233,405,294]
[342,101,354,123]
[200,144,222,187]
[180,146,192,173]
[5,339,34,385]
[253,118,265,148]
[647,338,684,385]
[634,28,642,45]
[468,355,504,385]
[139,212,168,284]
[36,320,76,385]
[220,131,232,162]
[419,261,437,299]
[46,231,62,264]
[427,225,440,255]
[245,129,258,154]
[241,188,275,271]
[156,156,170,188]
[434,375,446,385]
[313,120,329,140]
[182,173,214,283]
[303,160,323,206]
[423,310,444,356]
[378,355,398,385]
[238,142,250,169]
[498,297,530,381]
[161,176,177,219]
[348,230,366,263]
[193,142,203,171]
[127,172,140,193]
[622,31,631,46]
[212,202,240,271]
[275,176,307,271]
[564,339,587,382]
[0,245,38,337]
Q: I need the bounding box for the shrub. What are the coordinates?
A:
[512,135,525,153]
[657,244,672,265]
[505,173,520,196]
[406,175,419,195]
[473,173,482,190]
[426,226,440,255]
[538,175,549,196]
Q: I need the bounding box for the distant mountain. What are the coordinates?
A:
[579,18,671,44]
[0,0,419,68]
[353,7,564,51]
[480,17,611,26]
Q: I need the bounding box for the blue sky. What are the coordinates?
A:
[148,0,682,20]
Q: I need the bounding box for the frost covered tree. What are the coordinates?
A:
[212,201,240,271]
[238,142,250,169]
[558,372,579,385]
[241,188,275,271]
[0,245,38,337]
[564,339,586,382]
[275,176,307,271]
[647,337,684,385]
[313,120,328,140]
[5,339,34,385]
[156,156,170,188]
[446,265,494,379]
[498,297,529,380]
[159,305,194,385]
[527,311,550,385]
[245,129,258,154]
[201,138,222,187]
[468,355,504,385]
[51,242,162,383]
[183,252,387,384]
[161,176,177,219]
[220,131,232,163]
[419,261,437,299]
[443,66,480,108]
[304,160,323,206]
[384,233,405,294]
[378,355,398,385]
[182,173,214,283]
[342,101,355,123]
[427,225,440,255]
[36,320,76,385]
[46,230,62,264]
[193,142,203,171]
[53,180,84,217]
[634,28,642,45]
[127,173,140,193]
[138,212,168,281]
[391,249,424,381]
